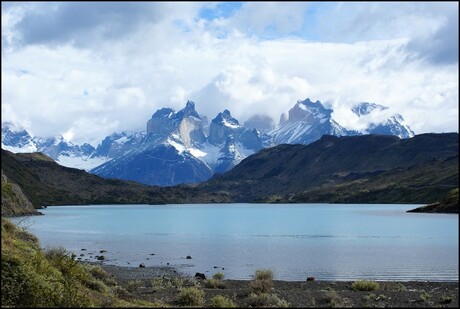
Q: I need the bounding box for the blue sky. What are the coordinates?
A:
[1,2,458,145]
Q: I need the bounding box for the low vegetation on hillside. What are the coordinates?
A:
[407,187,459,213]
[1,217,163,307]
[1,170,41,217]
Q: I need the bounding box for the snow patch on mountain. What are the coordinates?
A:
[57,154,110,171]
[2,143,38,154]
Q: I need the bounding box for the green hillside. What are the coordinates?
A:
[408,188,459,213]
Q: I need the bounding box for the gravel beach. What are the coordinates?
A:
[87,262,459,308]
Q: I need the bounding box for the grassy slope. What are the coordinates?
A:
[1,217,163,307]
[407,187,459,213]
[1,170,41,217]
[287,156,458,204]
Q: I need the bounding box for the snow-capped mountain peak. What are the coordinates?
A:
[290,98,332,122]
[367,114,415,138]
[176,100,200,120]
[271,98,355,145]
[214,110,241,129]
[1,122,38,153]
[208,110,244,145]
[352,102,389,117]
[350,102,415,138]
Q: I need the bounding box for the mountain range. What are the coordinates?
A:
[2,133,457,213]
[2,99,415,186]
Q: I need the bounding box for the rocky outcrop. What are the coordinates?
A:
[208,110,243,145]
[1,170,41,217]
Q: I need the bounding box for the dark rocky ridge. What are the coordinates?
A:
[1,149,230,208]
[201,133,458,205]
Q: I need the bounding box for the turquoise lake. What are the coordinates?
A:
[12,204,458,281]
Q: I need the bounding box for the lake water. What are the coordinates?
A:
[12,204,458,281]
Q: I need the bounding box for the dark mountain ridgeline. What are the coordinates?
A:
[200,133,459,204]
[1,149,230,208]
[1,133,457,213]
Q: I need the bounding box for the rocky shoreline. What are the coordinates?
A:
[90,262,459,308]
[96,263,186,281]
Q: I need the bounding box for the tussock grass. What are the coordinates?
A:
[213,272,225,280]
[351,280,380,291]
[253,269,273,281]
[247,293,290,308]
[178,287,205,306]
[249,269,274,294]
[204,278,226,289]
[210,295,236,308]
[126,280,143,292]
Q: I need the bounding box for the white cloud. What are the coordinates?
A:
[225,2,309,37]
[1,2,458,147]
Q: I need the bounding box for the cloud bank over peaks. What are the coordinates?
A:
[1,2,457,146]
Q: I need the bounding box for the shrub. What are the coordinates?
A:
[204,278,226,289]
[213,272,225,280]
[395,283,407,292]
[321,290,342,307]
[253,269,273,281]
[83,278,106,292]
[126,280,143,292]
[250,269,274,294]
[420,290,431,301]
[172,277,184,288]
[88,266,117,286]
[247,293,289,308]
[113,286,131,300]
[210,295,236,308]
[89,266,109,280]
[178,287,205,306]
[151,277,171,290]
[151,277,185,290]
[249,279,273,294]
[363,293,376,301]
[45,247,88,282]
[440,295,454,304]
[351,280,380,291]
